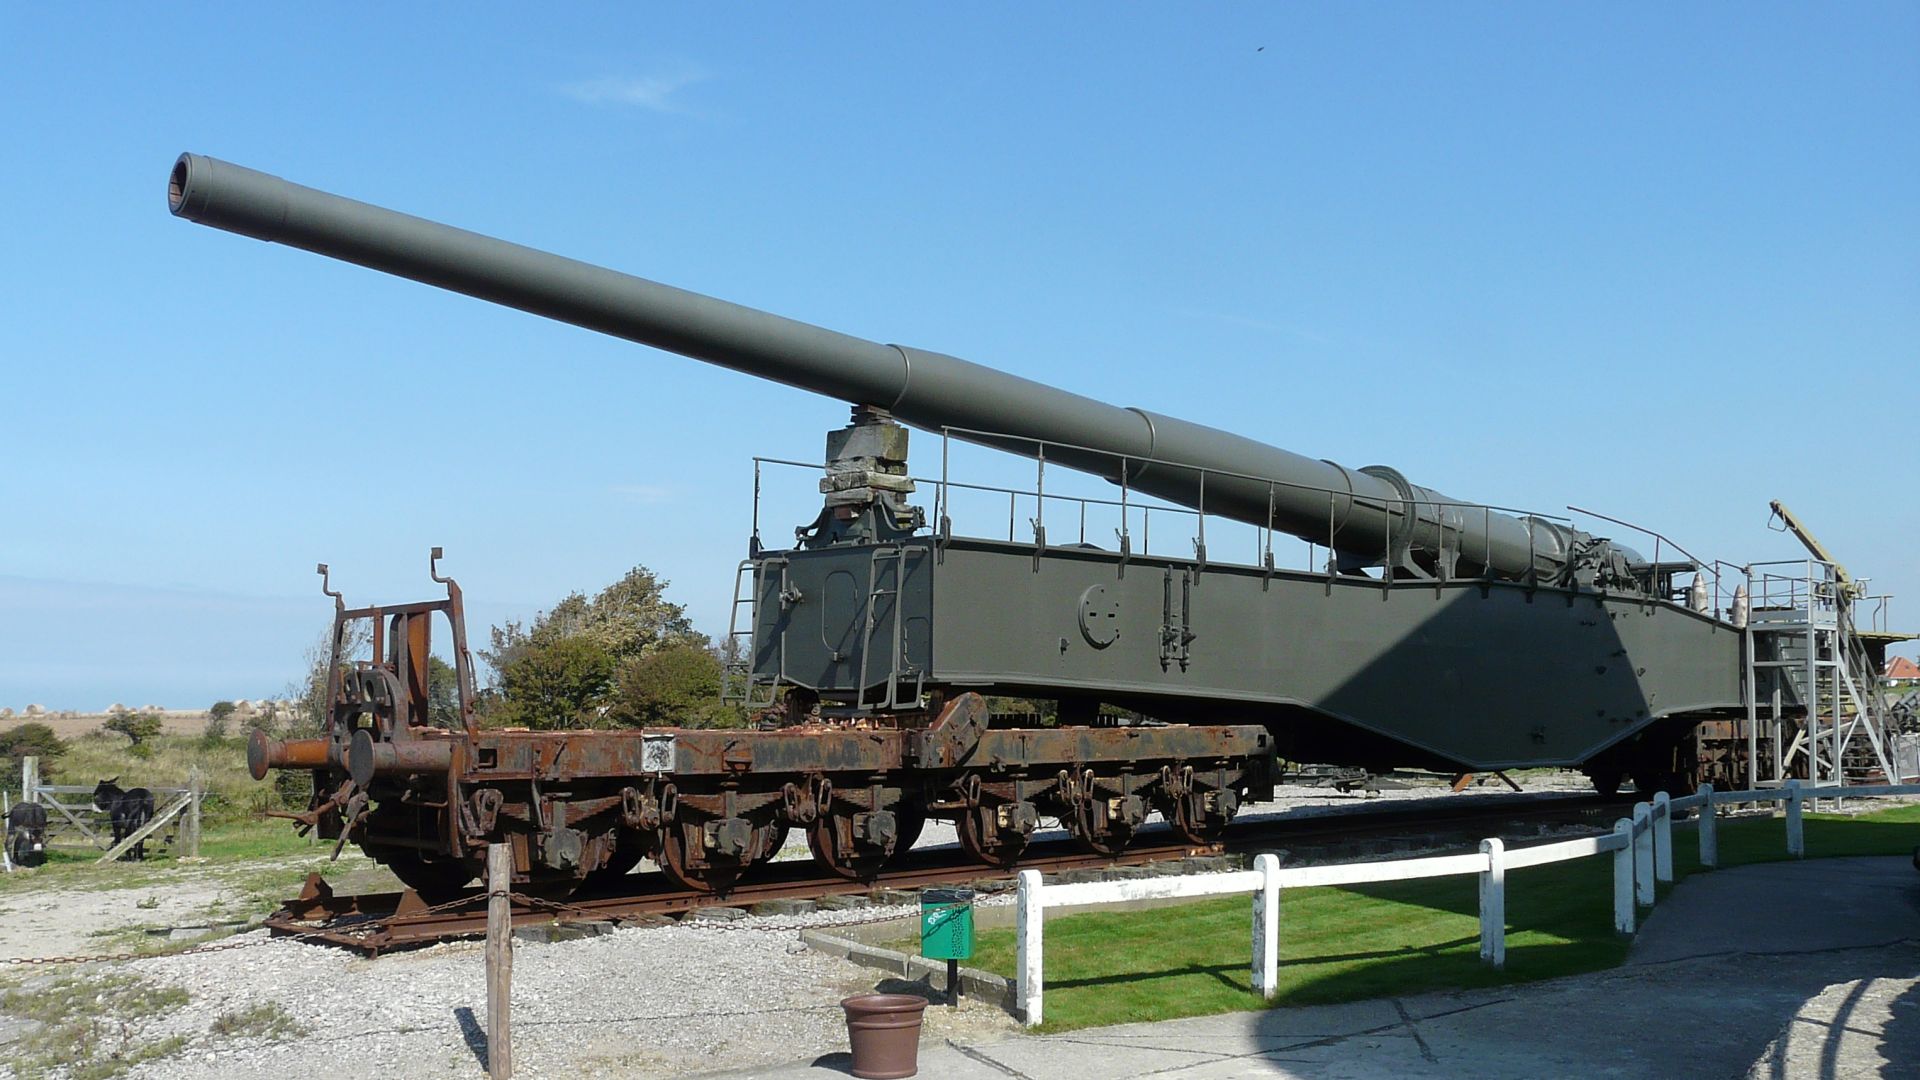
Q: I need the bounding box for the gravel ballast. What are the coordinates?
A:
[101,914,1016,1079]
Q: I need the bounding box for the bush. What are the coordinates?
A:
[203,701,237,747]
[608,642,746,729]
[477,564,714,730]
[484,636,618,730]
[0,722,67,788]
[272,765,311,810]
[105,711,164,748]
[427,655,461,728]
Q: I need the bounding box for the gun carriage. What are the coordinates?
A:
[172,153,1852,899]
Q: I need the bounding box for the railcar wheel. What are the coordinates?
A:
[584,839,649,889]
[1585,769,1624,798]
[1070,806,1135,857]
[1161,796,1228,847]
[754,821,792,866]
[379,851,477,904]
[657,823,742,894]
[888,809,926,864]
[807,814,889,881]
[1631,770,1688,798]
[957,807,1029,869]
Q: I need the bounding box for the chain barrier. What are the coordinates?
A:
[0,883,1001,966]
[0,889,495,967]
[502,888,1005,936]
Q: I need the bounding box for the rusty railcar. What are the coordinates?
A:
[253,555,1271,897]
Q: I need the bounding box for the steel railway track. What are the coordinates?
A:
[266,791,1633,954]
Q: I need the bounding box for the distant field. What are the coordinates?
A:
[0,712,209,739]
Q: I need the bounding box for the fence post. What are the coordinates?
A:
[1652,792,1673,884]
[1613,818,1635,934]
[21,758,37,803]
[185,767,203,858]
[1478,838,1506,969]
[1697,784,1717,869]
[1784,779,1804,859]
[1016,869,1043,1027]
[1632,803,1654,906]
[486,843,514,1080]
[1251,853,1279,999]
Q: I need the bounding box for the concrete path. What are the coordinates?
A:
[708,856,1920,1079]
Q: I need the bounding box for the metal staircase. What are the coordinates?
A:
[1745,557,1903,786]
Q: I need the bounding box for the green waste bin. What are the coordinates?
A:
[920,887,975,960]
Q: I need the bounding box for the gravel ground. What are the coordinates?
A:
[101,916,1016,1080]
[0,880,238,959]
[0,770,1607,1079]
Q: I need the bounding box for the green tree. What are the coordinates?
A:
[485,636,618,730]
[426,655,462,728]
[203,700,237,746]
[478,564,706,731]
[482,565,698,678]
[607,641,746,729]
[104,711,164,748]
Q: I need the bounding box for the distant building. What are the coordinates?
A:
[1885,656,1920,687]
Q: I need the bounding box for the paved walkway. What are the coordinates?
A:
[710,855,1920,1079]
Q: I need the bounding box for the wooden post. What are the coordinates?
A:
[486,843,514,1079]
[1478,837,1505,969]
[1697,784,1718,869]
[1251,852,1280,998]
[1612,818,1635,935]
[1015,869,1043,1027]
[186,768,203,858]
[21,758,37,804]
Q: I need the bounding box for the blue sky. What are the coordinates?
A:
[2,5,1915,709]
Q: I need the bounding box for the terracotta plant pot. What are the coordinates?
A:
[841,993,929,1079]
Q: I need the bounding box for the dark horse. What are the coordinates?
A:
[6,802,47,867]
[92,779,155,860]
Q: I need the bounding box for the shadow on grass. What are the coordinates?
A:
[1043,933,1485,993]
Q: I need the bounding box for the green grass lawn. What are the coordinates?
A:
[958,803,1920,1031]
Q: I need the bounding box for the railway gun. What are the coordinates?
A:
[169,154,1904,899]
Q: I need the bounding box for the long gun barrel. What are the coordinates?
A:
[168,153,1596,583]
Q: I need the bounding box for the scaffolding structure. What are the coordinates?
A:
[1741,558,1908,789]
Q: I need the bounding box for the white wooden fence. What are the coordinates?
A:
[1014,779,1920,1026]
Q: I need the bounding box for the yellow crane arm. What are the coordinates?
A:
[1768,499,1860,596]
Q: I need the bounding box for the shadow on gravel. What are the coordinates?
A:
[876,975,949,1004]
[453,1006,488,1071]
[806,1051,855,1075]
